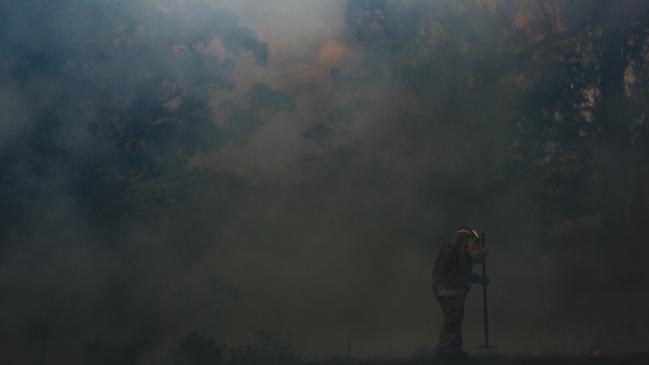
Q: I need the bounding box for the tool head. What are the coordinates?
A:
[475,345,499,357]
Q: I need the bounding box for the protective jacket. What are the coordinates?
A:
[432,238,485,297]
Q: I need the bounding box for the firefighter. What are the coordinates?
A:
[432,226,489,359]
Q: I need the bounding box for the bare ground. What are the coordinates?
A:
[308,353,649,365]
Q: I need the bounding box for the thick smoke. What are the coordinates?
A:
[1,0,649,363]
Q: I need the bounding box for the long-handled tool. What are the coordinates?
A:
[477,233,496,350]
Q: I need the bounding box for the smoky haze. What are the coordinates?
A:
[1,0,649,363]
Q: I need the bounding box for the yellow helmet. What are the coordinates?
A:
[455,226,479,239]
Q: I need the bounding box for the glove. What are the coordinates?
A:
[470,274,490,286]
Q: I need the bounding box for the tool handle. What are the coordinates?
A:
[481,233,489,347]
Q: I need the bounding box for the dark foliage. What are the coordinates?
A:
[173,333,226,365]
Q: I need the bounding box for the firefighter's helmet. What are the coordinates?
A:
[455,226,479,239]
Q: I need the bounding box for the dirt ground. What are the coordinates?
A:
[308,352,649,365]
